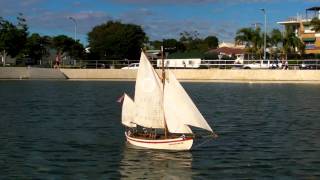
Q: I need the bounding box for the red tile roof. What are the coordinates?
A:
[208,47,245,55]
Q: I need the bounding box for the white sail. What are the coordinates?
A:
[164,71,213,134]
[134,52,165,128]
[122,94,137,127]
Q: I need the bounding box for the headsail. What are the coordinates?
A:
[134,51,165,128]
[122,94,137,127]
[164,71,213,133]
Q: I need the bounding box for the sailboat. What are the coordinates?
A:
[121,49,217,151]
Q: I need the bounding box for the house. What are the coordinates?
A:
[277,7,320,54]
[1,54,16,66]
[208,42,245,60]
[146,50,162,60]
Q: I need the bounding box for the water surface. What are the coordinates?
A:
[0,81,319,179]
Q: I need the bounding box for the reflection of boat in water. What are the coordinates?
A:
[121,49,217,151]
[119,143,194,179]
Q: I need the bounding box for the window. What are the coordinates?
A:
[305,42,316,50]
[304,25,315,33]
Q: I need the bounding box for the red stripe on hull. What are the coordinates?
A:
[126,135,193,144]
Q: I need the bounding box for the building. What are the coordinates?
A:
[146,50,162,60]
[208,42,245,59]
[278,7,320,54]
[219,42,245,49]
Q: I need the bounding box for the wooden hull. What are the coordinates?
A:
[125,132,193,151]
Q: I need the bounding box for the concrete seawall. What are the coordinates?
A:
[0,67,67,79]
[60,69,320,83]
[1,67,320,83]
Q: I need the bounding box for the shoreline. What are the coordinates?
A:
[1,78,320,84]
[1,67,320,84]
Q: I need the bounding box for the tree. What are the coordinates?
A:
[0,14,28,65]
[163,39,185,53]
[52,35,84,60]
[24,33,51,64]
[69,41,85,60]
[204,36,219,49]
[252,28,263,56]
[52,35,74,52]
[282,26,304,58]
[311,17,320,32]
[235,27,254,47]
[88,21,146,60]
[267,29,283,57]
[269,29,283,48]
[235,27,263,57]
[150,39,185,53]
[179,31,202,51]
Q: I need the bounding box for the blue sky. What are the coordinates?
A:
[1,0,320,46]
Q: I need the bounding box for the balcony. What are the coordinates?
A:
[305,44,316,50]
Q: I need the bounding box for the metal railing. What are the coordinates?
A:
[2,59,320,70]
[200,59,320,70]
[63,59,320,70]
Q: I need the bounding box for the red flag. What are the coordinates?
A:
[117,93,125,103]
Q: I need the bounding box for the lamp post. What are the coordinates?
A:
[260,9,267,61]
[69,17,77,41]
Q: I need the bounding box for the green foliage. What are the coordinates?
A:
[310,17,320,32]
[52,35,74,52]
[179,31,202,51]
[235,28,264,54]
[24,33,51,63]
[0,14,85,65]
[52,35,84,59]
[235,27,255,47]
[269,29,283,47]
[283,26,304,55]
[204,36,219,49]
[0,14,28,57]
[149,31,219,58]
[88,21,146,60]
[235,27,263,54]
[235,26,305,58]
[203,51,218,60]
[168,50,205,59]
[151,39,185,53]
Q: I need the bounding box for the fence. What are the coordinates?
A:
[58,59,320,70]
[2,58,320,70]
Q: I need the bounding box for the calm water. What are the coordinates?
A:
[0,81,320,179]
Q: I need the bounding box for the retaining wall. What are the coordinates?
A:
[0,67,66,79]
[60,69,320,83]
[1,67,320,82]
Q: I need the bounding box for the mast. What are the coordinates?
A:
[161,46,169,138]
[161,46,165,89]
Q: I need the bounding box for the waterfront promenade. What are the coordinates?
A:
[1,67,320,83]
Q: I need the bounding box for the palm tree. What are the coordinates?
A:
[235,27,254,47]
[310,17,320,32]
[235,27,263,59]
[268,29,283,58]
[270,29,283,48]
[251,27,263,58]
[282,26,305,59]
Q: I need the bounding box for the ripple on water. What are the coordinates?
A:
[0,81,320,179]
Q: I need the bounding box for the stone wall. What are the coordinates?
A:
[0,67,66,79]
[1,67,320,82]
[60,69,320,82]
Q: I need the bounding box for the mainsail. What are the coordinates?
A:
[134,52,165,128]
[164,71,213,133]
[121,94,137,127]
